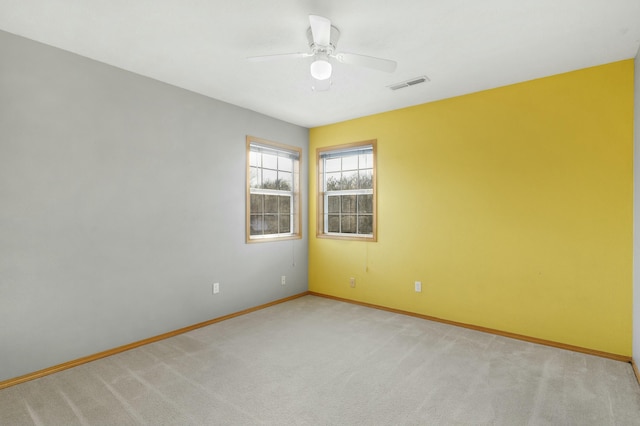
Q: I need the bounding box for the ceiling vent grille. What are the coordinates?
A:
[388,75,430,91]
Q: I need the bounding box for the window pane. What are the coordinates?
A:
[342,195,357,213]
[263,153,278,170]
[325,157,341,173]
[358,215,373,235]
[359,153,373,169]
[250,167,261,188]
[250,194,264,213]
[328,215,341,232]
[278,155,293,172]
[264,195,279,213]
[250,215,263,235]
[326,172,341,191]
[341,215,357,233]
[357,194,373,213]
[279,214,291,233]
[327,196,340,213]
[342,155,358,171]
[358,169,373,189]
[264,215,278,234]
[262,169,277,189]
[278,171,292,190]
[342,171,358,190]
[279,196,291,214]
[250,151,261,167]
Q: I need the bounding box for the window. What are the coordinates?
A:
[317,140,377,241]
[246,136,301,243]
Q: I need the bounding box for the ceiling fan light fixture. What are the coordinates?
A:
[310,59,332,80]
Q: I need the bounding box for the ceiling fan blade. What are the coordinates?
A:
[333,52,397,73]
[309,15,331,46]
[247,52,312,62]
[311,77,331,92]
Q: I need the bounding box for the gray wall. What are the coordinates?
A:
[634,47,639,370]
[0,30,309,382]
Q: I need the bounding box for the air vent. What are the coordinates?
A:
[388,75,430,91]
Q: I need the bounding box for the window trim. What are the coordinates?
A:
[246,136,302,243]
[316,140,377,242]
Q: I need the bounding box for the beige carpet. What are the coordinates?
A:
[1,295,639,425]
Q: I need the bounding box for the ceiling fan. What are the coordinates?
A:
[247,15,397,91]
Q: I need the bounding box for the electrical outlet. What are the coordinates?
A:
[350,277,356,288]
[281,275,286,285]
[414,281,422,293]
[213,282,220,294]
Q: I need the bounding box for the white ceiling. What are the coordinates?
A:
[1,0,639,128]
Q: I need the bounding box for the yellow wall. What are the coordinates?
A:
[309,60,634,356]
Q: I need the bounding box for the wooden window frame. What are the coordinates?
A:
[246,136,302,243]
[316,140,377,242]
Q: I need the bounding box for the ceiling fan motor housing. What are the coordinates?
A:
[307,25,340,54]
